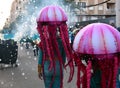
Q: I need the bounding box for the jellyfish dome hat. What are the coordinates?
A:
[73,23,120,88]
[36,5,74,87]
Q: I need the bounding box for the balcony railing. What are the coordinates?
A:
[105,9,116,15]
[107,0,115,3]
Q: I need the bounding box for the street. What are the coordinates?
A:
[0,44,77,88]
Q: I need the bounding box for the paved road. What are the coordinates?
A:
[0,44,77,88]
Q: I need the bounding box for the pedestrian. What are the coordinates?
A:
[25,42,29,49]
[36,5,74,88]
[33,44,39,56]
[71,28,79,46]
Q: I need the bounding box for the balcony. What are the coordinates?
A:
[105,9,116,15]
[107,0,115,3]
[65,0,74,2]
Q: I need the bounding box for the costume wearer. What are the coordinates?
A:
[38,38,66,88]
[73,23,120,88]
[36,5,74,88]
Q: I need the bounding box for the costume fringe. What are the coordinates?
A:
[37,22,74,88]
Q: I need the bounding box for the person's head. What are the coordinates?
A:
[110,22,116,28]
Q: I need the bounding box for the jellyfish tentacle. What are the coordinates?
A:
[86,60,92,88]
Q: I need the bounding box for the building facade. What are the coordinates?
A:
[4,0,28,29]
[66,0,115,23]
[4,0,116,28]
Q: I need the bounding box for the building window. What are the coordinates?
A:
[19,1,21,4]
[73,2,86,8]
[98,5,103,10]
[82,16,86,21]
[89,7,94,10]
[78,2,86,8]
[107,3,115,13]
[107,3,115,9]
[16,6,18,10]
[91,16,98,20]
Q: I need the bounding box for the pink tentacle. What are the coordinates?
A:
[86,60,92,88]
[59,25,74,82]
[107,66,113,88]
[43,26,53,70]
[37,22,74,88]
[52,34,64,88]
[82,69,87,88]
[112,56,118,88]
[99,60,107,88]
[77,66,81,88]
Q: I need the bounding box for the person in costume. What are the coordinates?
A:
[36,5,74,88]
[73,23,120,88]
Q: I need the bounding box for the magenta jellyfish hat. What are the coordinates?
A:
[73,23,120,88]
[36,5,68,23]
[73,23,120,55]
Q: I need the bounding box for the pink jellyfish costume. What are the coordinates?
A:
[73,23,120,88]
[36,5,74,88]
